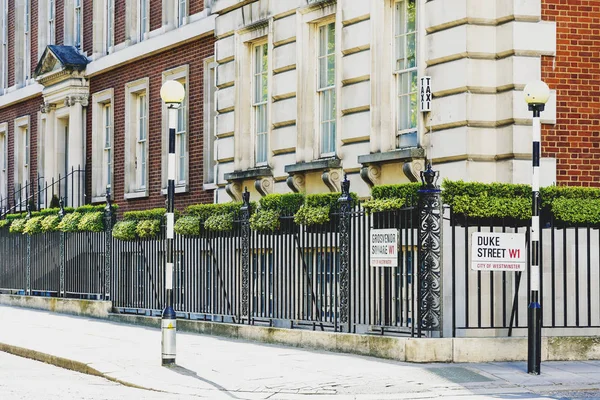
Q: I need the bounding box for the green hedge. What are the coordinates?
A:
[123,208,166,221]
[112,221,138,241]
[77,212,104,232]
[0,220,9,229]
[259,193,305,214]
[9,218,27,233]
[371,183,421,201]
[442,180,531,205]
[41,215,61,232]
[23,216,44,235]
[174,216,201,236]
[58,212,83,232]
[362,198,406,214]
[250,209,280,232]
[205,213,234,232]
[551,198,600,225]
[136,219,161,238]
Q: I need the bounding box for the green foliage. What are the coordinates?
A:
[371,183,421,201]
[41,215,61,232]
[174,216,201,236]
[57,212,83,232]
[112,221,138,241]
[9,218,27,233]
[362,198,406,214]
[250,209,280,232]
[0,219,9,230]
[452,195,531,220]
[124,208,166,221]
[540,186,600,208]
[76,204,113,214]
[77,212,104,232]
[305,192,357,208]
[551,198,600,225]
[204,213,234,232]
[186,202,242,223]
[136,219,161,239]
[6,213,27,221]
[294,205,330,226]
[49,195,60,209]
[37,208,61,217]
[442,180,531,205]
[23,216,44,235]
[259,193,305,214]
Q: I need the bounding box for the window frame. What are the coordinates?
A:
[137,93,148,190]
[124,78,149,199]
[161,65,189,192]
[394,0,418,144]
[13,116,30,191]
[252,41,269,167]
[91,89,114,202]
[24,0,30,83]
[203,58,217,187]
[105,0,114,52]
[177,0,187,27]
[138,0,149,42]
[74,0,82,49]
[48,0,55,45]
[317,20,336,158]
[0,123,8,209]
[1,1,7,91]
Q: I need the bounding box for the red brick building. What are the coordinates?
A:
[0,0,216,215]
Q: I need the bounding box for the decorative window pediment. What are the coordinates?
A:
[33,45,89,84]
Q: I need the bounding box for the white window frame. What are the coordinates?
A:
[105,0,114,52]
[48,0,55,45]
[0,123,8,209]
[91,89,114,202]
[74,0,82,49]
[161,65,189,193]
[138,0,149,42]
[317,21,336,157]
[177,0,187,27]
[394,0,418,145]
[24,0,31,83]
[203,58,217,186]
[252,42,269,167]
[13,116,30,192]
[124,78,149,199]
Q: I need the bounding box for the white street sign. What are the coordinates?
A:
[420,76,432,112]
[370,229,398,267]
[471,232,526,271]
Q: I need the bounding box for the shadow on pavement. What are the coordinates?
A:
[168,364,241,399]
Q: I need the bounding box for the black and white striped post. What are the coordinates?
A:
[524,80,550,375]
[160,80,185,366]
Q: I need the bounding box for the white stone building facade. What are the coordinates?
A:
[211,0,557,202]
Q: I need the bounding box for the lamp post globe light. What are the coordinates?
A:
[524,79,550,375]
[160,79,185,366]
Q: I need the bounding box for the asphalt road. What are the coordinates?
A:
[0,352,197,400]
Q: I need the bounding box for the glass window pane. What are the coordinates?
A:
[327,55,335,87]
[398,95,408,130]
[319,25,327,57]
[407,33,416,69]
[396,35,405,71]
[407,0,416,32]
[262,44,268,72]
[319,56,327,89]
[261,73,268,102]
[409,92,417,129]
[327,23,335,54]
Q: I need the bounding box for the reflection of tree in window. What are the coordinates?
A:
[395,0,417,139]
[318,22,336,156]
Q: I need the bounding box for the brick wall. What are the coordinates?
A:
[83,0,93,55]
[190,0,204,15]
[55,0,64,45]
[114,0,125,46]
[0,95,42,204]
[8,0,14,87]
[542,1,600,187]
[87,35,216,213]
[150,0,161,32]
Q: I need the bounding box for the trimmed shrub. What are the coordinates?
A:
[294,205,330,226]
[124,208,166,221]
[259,193,305,214]
[204,213,234,232]
[174,216,201,236]
[58,212,83,232]
[23,216,44,235]
[250,209,280,232]
[41,215,61,232]
[0,219,10,230]
[551,198,600,225]
[136,219,161,239]
[9,218,27,233]
[77,212,104,232]
[112,221,138,241]
[371,183,421,201]
[362,198,406,214]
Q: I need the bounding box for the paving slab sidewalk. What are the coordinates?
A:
[1,305,599,399]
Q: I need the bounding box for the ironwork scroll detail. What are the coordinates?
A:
[418,165,443,332]
[338,176,351,329]
[240,188,251,321]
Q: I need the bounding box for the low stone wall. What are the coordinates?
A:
[0,294,111,318]
[3,295,598,363]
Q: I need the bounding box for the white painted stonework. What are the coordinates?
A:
[212,0,557,202]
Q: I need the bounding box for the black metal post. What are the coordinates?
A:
[338,176,351,332]
[240,188,251,323]
[103,187,114,301]
[417,164,443,336]
[162,105,178,366]
[528,103,544,375]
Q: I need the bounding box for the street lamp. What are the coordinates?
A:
[159,79,185,366]
[524,79,550,375]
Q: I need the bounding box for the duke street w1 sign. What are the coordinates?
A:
[471,232,526,271]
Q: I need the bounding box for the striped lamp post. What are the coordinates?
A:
[523,80,550,375]
[159,79,185,366]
